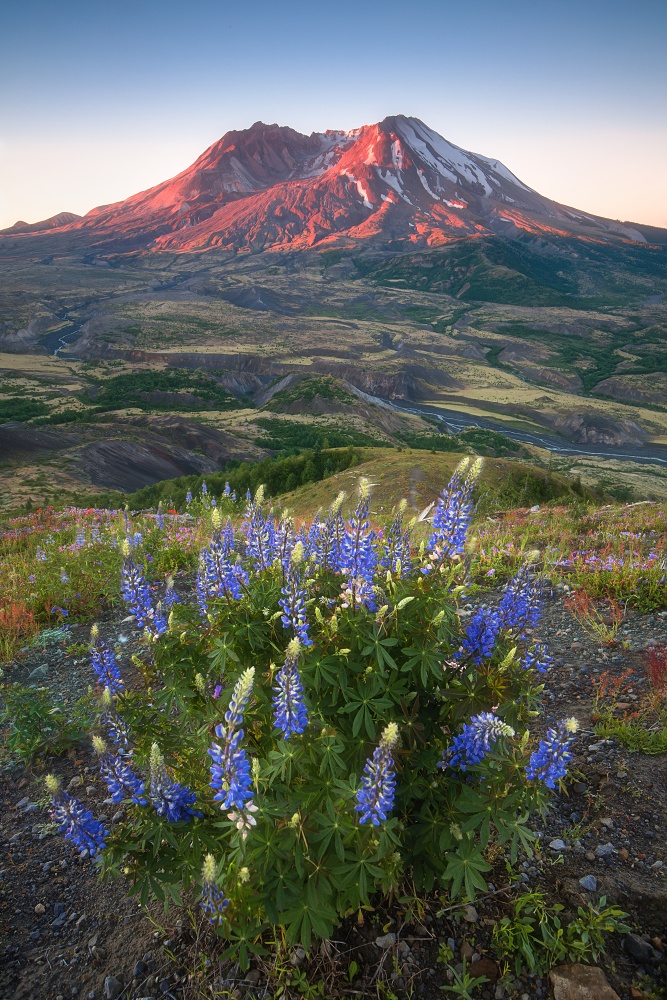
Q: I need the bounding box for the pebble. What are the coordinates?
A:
[579,875,597,891]
[650,860,663,870]
[462,904,479,922]
[623,933,660,964]
[549,839,566,851]
[595,843,615,858]
[104,977,124,1000]
[375,933,397,949]
[34,903,46,914]
[28,664,48,680]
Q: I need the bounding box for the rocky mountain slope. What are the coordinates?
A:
[1,117,656,255]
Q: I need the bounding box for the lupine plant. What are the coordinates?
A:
[43,464,581,966]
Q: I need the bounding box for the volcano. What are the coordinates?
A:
[1,116,653,254]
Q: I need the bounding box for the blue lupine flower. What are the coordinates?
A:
[275,516,295,574]
[155,503,165,530]
[208,668,255,812]
[427,458,481,560]
[60,568,70,583]
[46,775,108,857]
[498,565,542,632]
[242,487,276,571]
[224,482,231,496]
[521,643,553,674]
[443,712,515,771]
[186,490,193,504]
[74,527,86,548]
[150,602,168,637]
[355,723,400,826]
[120,551,154,627]
[149,744,202,822]
[204,523,248,601]
[89,625,124,694]
[93,737,146,804]
[279,542,312,646]
[339,480,378,609]
[195,556,209,619]
[526,718,579,789]
[461,607,502,664]
[163,576,179,609]
[36,547,47,562]
[273,639,308,737]
[101,690,132,756]
[201,481,208,495]
[316,492,346,571]
[380,500,412,577]
[200,854,229,924]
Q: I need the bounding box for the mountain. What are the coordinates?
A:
[0,116,655,255]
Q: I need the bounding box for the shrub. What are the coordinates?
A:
[0,685,93,761]
[42,460,584,968]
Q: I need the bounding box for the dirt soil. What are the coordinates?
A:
[1,592,665,1000]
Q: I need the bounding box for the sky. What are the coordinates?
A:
[1,0,666,230]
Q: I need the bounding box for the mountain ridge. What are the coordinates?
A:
[2,116,660,255]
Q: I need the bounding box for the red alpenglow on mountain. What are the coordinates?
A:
[2,116,649,252]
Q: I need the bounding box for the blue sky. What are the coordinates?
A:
[1,0,666,228]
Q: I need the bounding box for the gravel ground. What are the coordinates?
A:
[1,589,666,1000]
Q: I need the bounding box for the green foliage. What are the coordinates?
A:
[123,447,364,510]
[440,960,490,998]
[0,685,93,761]
[90,367,247,413]
[255,417,383,453]
[265,377,358,410]
[491,891,630,974]
[0,397,49,421]
[593,711,667,754]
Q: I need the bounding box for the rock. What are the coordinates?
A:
[651,936,663,952]
[650,860,663,870]
[623,933,660,964]
[375,933,397,949]
[398,940,410,956]
[600,818,614,829]
[595,843,615,858]
[54,901,66,916]
[290,946,307,965]
[28,665,48,680]
[67,775,83,790]
[549,963,620,999]
[133,960,147,978]
[618,848,629,860]
[578,875,597,892]
[471,957,499,983]
[460,941,474,960]
[244,969,261,985]
[16,796,30,809]
[462,904,479,922]
[584,851,595,862]
[34,903,46,915]
[104,978,124,1000]
[549,839,566,852]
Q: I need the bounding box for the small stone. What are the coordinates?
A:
[244,969,261,985]
[34,903,46,915]
[462,904,479,922]
[650,860,663,870]
[67,776,83,790]
[104,977,124,1000]
[595,843,615,858]
[623,933,660,964]
[133,960,147,978]
[651,936,663,952]
[16,796,30,809]
[579,875,597,892]
[290,946,307,965]
[375,933,397,949]
[472,957,499,983]
[158,981,171,994]
[549,839,566,852]
[618,848,629,860]
[600,817,614,829]
[86,786,97,797]
[549,963,620,999]
[28,665,48,680]
[397,940,410,956]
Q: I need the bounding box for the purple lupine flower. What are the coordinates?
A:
[120,552,154,627]
[36,546,47,562]
[186,490,193,504]
[279,542,312,646]
[273,639,308,738]
[155,503,165,530]
[498,565,542,632]
[60,568,70,583]
[275,516,295,575]
[442,712,515,771]
[208,668,255,812]
[426,458,481,560]
[355,723,400,826]
[93,737,146,804]
[339,479,378,610]
[149,744,201,822]
[200,854,229,924]
[89,625,123,694]
[521,643,553,674]
[74,527,86,548]
[526,718,579,789]
[224,482,231,496]
[201,481,208,495]
[461,607,502,664]
[46,775,108,857]
[380,500,412,576]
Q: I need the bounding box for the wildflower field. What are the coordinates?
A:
[1,457,666,998]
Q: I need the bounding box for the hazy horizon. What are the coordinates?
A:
[2,0,666,231]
